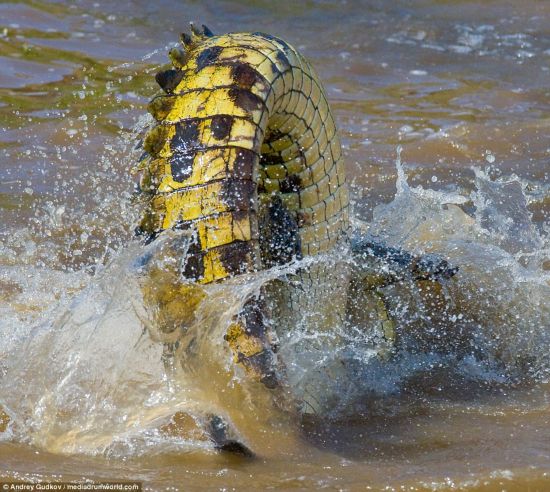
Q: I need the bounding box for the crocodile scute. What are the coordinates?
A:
[138,25,349,282]
[135,24,456,416]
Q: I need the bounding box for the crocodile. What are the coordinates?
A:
[135,24,456,439]
[0,25,456,454]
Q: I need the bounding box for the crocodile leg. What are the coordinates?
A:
[206,414,255,458]
[351,231,458,285]
[349,230,458,354]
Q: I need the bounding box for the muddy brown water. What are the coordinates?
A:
[1,1,549,490]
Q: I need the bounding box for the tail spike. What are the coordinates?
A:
[190,22,203,40]
[180,32,192,47]
[168,47,187,68]
[155,69,184,94]
[202,24,214,37]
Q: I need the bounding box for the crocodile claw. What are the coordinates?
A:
[411,254,459,281]
[351,231,459,284]
[206,415,255,458]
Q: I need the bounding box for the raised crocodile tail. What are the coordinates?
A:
[138,25,349,284]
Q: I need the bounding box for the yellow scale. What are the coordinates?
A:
[140,28,349,286]
[135,26,396,394]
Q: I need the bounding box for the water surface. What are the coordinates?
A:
[1,1,549,490]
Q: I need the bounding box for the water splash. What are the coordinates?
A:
[1,147,549,455]
[368,153,549,384]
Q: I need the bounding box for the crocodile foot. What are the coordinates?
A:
[206,414,255,458]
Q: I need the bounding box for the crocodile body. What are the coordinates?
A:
[0,26,457,449]
[136,26,456,415]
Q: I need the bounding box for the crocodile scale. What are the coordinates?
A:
[139,27,349,276]
[136,25,389,412]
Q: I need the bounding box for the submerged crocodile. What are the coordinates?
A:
[135,24,456,450]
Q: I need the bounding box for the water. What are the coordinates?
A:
[1,0,549,490]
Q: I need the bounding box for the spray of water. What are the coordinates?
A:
[1,144,548,456]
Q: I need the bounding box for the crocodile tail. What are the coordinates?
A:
[138,26,349,284]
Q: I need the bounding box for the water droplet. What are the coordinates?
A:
[409,69,428,76]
